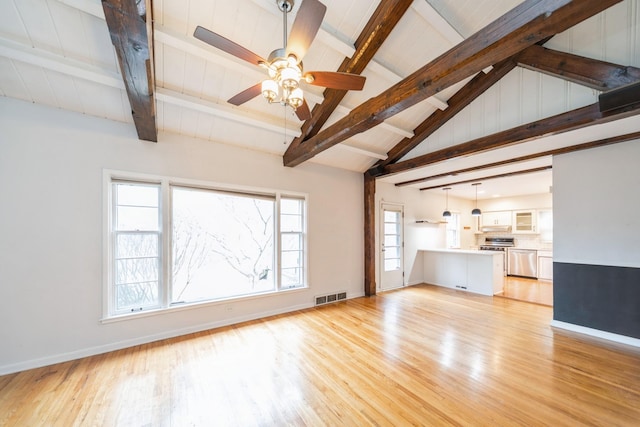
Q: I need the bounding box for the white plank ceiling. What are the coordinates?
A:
[1,0,638,200]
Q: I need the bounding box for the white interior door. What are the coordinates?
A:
[381,204,404,291]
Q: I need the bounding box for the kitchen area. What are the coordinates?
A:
[410,187,554,307]
[475,207,553,306]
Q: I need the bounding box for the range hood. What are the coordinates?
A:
[481,225,512,233]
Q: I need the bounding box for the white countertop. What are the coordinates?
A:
[419,248,502,256]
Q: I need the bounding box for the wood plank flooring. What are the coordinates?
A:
[1,284,639,426]
[500,276,553,306]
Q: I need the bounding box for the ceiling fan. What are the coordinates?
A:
[194,0,366,121]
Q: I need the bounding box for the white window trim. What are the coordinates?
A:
[102,169,309,322]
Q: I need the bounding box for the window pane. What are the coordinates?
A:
[385,259,400,271]
[384,235,400,247]
[281,198,302,215]
[116,282,158,310]
[282,250,302,269]
[116,184,158,207]
[116,234,158,258]
[282,267,303,288]
[116,258,158,284]
[281,214,302,232]
[384,211,399,222]
[384,223,399,235]
[384,247,400,259]
[281,233,301,251]
[116,206,159,231]
[171,187,275,303]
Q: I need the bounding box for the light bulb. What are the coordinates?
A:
[280,66,301,90]
[287,87,304,109]
[261,79,279,103]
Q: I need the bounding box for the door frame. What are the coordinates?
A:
[379,202,405,292]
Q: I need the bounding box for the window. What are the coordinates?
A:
[383,209,402,271]
[280,197,306,289]
[106,173,307,318]
[445,213,461,249]
[111,181,162,314]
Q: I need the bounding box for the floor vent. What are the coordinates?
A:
[315,291,347,306]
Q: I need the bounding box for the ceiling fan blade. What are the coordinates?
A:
[295,99,311,121]
[228,83,262,106]
[304,71,366,91]
[286,0,327,60]
[194,26,266,66]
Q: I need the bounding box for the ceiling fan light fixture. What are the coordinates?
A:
[280,65,301,89]
[262,79,279,102]
[287,87,304,109]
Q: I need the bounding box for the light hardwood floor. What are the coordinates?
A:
[1,285,639,426]
[500,276,553,306]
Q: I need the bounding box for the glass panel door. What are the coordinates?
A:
[381,204,404,291]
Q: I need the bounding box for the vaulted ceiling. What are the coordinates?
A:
[1,0,639,200]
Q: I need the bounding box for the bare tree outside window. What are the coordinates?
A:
[171,187,275,303]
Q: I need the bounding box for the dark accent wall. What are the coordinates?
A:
[554,262,640,339]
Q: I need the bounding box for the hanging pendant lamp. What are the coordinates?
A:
[471,183,482,216]
[442,187,452,218]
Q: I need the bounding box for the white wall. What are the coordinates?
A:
[553,140,640,267]
[375,182,475,289]
[0,98,364,374]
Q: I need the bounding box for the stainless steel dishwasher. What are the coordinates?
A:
[507,249,537,278]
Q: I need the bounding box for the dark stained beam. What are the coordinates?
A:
[381,100,640,177]
[102,0,157,142]
[284,0,414,158]
[599,81,640,112]
[516,45,640,90]
[364,173,376,296]
[419,166,552,191]
[368,59,517,175]
[395,131,640,187]
[283,0,622,167]
[371,48,640,176]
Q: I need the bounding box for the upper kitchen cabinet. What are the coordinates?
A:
[512,210,537,234]
[481,211,512,227]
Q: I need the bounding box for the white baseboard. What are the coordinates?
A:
[551,320,640,348]
[1,301,321,375]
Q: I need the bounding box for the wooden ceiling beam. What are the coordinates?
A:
[395,131,640,187]
[381,100,640,177]
[599,81,640,112]
[283,0,622,167]
[516,44,640,90]
[368,58,517,175]
[418,166,552,191]
[283,0,414,158]
[371,47,640,176]
[102,0,157,142]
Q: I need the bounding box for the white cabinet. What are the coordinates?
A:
[538,251,553,281]
[423,251,466,288]
[512,210,538,234]
[422,250,503,296]
[481,211,512,227]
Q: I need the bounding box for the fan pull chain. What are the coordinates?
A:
[284,105,287,145]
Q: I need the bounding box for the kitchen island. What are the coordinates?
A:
[421,249,504,296]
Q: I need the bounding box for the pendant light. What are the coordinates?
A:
[442,187,452,218]
[471,183,482,216]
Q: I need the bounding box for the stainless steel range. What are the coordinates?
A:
[479,237,514,276]
[479,237,515,251]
